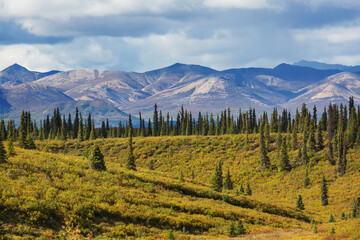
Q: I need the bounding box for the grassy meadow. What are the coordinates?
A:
[0,134,360,239]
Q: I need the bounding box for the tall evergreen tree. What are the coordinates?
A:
[327,104,336,165]
[223,168,233,190]
[279,136,291,171]
[208,113,215,135]
[0,140,8,163]
[60,115,67,141]
[77,115,84,142]
[259,124,270,170]
[304,169,310,187]
[89,119,96,140]
[126,115,136,171]
[321,174,329,206]
[315,124,324,150]
[301,141,309,165]
[18,111,27,148]
[308,123,316,151]
[211,160,223,192]
[153,103,159,136]
[101,121,107,138]
[74,107,79,138]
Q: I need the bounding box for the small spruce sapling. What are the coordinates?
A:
[227,221,235,237]
[89,144,106,171]
[246,183,252,196]
[296,195,305,210]
[235,219,245,235]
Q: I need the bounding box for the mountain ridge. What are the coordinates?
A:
[1,61,360,122]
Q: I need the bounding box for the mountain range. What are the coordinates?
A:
[1,60,360,124]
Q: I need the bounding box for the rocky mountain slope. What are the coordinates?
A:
[1,61,360,122]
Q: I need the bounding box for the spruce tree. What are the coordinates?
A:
[25,135,36,150]
[18,111,27,148]
[60,116,67,141]
[239,184,245,193]
[179,168,185,182]
[264,120,270,149]
[304,169,310,187]
[227,221,235,237]
[153,103,159,136]
[315,124,324,150]
[328,214,335,222]
[352,197,360,218]
[279,136,291,171]
[328,141,336,165]
[0,140,8,164]
[246,183,252,196]
[296,195,305,210]
[89,120,96,140]
[223,168,233,190]
[89,144,106,171]
[301,141,309,165]
[77,115,84,142]
[308,123,316,151]
[259,124,270,170]
[7,135,15,157]
[297,148,302,163]
[211,160,223,192]
[235,219,245,235]
[321,174,329,206]
[208,113,215,135]
[126,115,136,171]
[337,129,347,177]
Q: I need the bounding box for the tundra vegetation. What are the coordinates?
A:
[0,98,360,239]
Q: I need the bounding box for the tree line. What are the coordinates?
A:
[0,97,359,176]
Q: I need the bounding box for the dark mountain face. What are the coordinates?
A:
[0,63,60,84]
[1,62,360,122]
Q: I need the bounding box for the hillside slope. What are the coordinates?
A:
[1,134,359,239]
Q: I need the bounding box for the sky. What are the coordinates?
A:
[1,0,360,72]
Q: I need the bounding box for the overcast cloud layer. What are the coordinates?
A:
[1,0,360,72]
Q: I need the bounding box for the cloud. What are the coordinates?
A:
[296,0,360,9]
[293,20,360,43]
[203,0,279,9]
[2,0,360,72]
[0,37,140,72]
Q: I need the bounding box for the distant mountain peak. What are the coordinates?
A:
[2,63,29,73]
[293,60,360,72]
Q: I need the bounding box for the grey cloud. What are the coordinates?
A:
[1,0,360,72]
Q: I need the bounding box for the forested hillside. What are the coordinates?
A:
[0,98,360,239]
